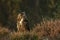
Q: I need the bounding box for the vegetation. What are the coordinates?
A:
[0,19,60,40]
[0,0,60,40]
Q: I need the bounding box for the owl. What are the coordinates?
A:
[17,12,30,32]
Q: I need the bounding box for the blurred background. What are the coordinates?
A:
[0,0,60,29]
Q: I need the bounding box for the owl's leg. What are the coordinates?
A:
[17,23,20,32]
[17,25,19,32]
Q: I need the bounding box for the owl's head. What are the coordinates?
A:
[17,11,26,21]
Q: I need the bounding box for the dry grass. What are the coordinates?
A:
[0,19,60,40]
[32,19,60,40]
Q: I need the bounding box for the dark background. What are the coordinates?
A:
[0,0,60,29]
